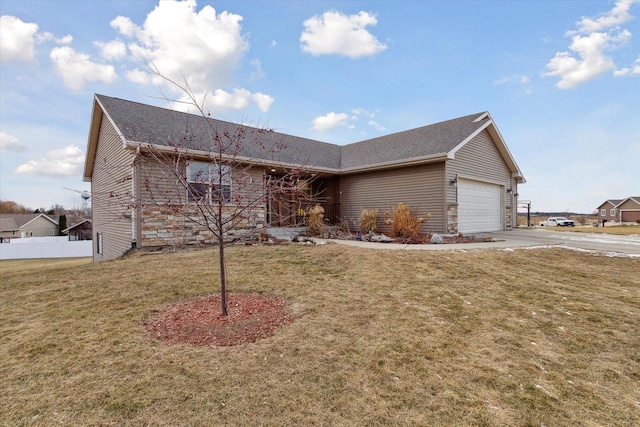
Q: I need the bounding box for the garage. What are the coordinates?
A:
[621,210,640,222]
[458,179,502,233]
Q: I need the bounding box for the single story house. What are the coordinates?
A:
[597,197,640,224]
[84,94,525,262]
[62,220,93,241]
[0,213,58,242]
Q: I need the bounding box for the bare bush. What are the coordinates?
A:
[358,209,378,234]
[384,203,430,238]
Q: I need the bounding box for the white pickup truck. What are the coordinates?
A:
[539,217,575,227]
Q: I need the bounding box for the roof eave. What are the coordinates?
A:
[128,141,342,174]
[340,153,449,174]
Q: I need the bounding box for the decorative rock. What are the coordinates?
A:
[370,233,394,243]
[430,233,444,244]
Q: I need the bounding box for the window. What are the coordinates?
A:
[610,209,616,216]
[96,232,103,255]
[187,161,231,203]
[601,209,606,217]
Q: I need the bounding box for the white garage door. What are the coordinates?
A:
[458,179,502,233]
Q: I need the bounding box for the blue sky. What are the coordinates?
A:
[1,0,638,214]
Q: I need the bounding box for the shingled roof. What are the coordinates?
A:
[94,95,341,171]
[0,214,57,231]
[86,95,523,180]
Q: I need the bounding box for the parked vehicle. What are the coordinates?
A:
[539,217,576,227]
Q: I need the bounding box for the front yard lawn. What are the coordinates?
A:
[1,245,638,426]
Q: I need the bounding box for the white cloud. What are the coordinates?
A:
[301,10,387,58]
[312,112,351,131]
[56,34,73,45]
[50,46,117,91]
[108,1,272,113]
[493,74,534,93]
[544,30,628,89]
[249,58,265,81]
[171,88,273,114]
[568,0,639,35]
[0,131,27,152]
[0,15,38,62]
[126,68,151,84]
[368,120,386,132]
[544,0,638,89]
[15,145,84,178]
[251,92,274,112]
[111,15,136,37]
[95,39,127,61]
[614,55,640,76]
[113,0,248,92]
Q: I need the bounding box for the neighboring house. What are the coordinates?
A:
[617,197,640,223]
[62,220,93,241]
[84,94,525,262]
[0,214,58,241]
[596,199,623,224]
[598,197,640,224]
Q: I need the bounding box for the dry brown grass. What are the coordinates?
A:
[307,204,325,236]
[1,246,639,426]
[358,208,378,234]
[384,203,428,238]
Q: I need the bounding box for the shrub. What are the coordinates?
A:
[308,204,325,236]
[359,209,378,234]
[384,203,430,238]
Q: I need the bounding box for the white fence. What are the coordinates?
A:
[0,237,92,260]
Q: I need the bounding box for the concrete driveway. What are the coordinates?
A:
[482,228,640,256]
[326,228,640,257]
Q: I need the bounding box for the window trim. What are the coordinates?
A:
[186,161,232,204]
[96,232,103,256]
[610,208,616,216]
[601,209,606,217]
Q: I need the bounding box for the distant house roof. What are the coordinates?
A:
[616,197,640,207]
[0,213,58,231]
[598,199,625,209]
[62,219,92,234]
[85,94,525,182]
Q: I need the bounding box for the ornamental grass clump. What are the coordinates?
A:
[384,203,430,238]
[358,209,378,234]
[308,204,325,236]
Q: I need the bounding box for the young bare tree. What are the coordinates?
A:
[130,77,317,316]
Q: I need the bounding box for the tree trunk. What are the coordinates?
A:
[218,203,228,316]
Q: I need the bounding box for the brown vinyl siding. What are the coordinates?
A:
[617,198,640,223]
[447,130,514,228]
[339,163,445,233]
[20,217,58,237]
[91,117,135,262]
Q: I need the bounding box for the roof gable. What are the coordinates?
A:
[616,197,640,208]
[0,214,57,230]
[340,113,488,170]
[598,199,624,209]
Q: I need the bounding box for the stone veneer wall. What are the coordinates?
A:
[140,205,266,247]
[447,203,458,234]
[505,206,512,230]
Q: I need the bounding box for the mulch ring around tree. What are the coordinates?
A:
[145,293,294,347]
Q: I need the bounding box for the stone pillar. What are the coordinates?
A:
[447,203,458,234]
